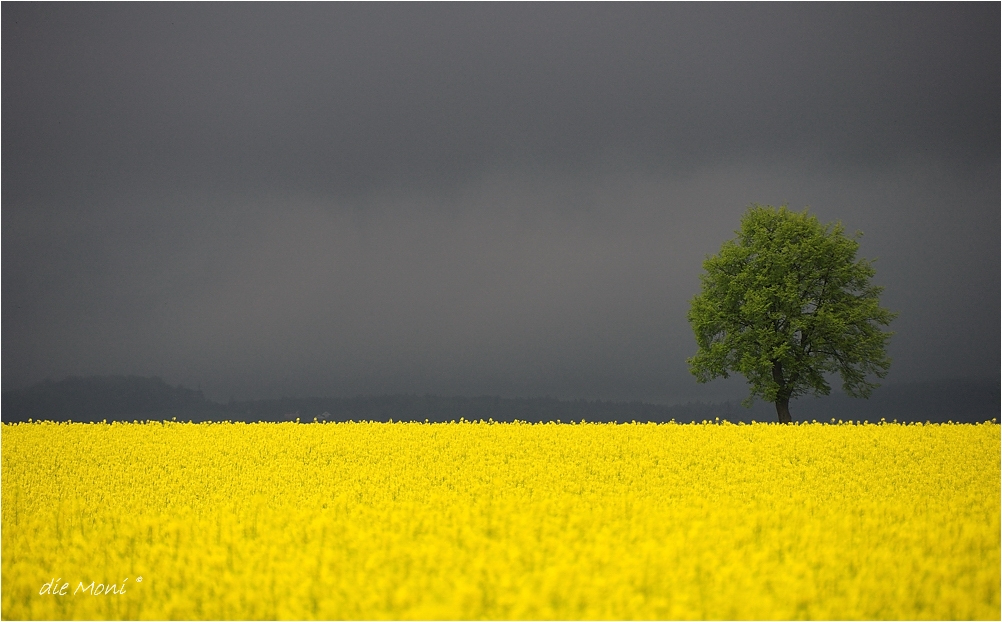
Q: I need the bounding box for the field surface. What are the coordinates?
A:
[2,420,999,620]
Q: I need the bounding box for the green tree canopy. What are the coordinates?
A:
[687,204,896,423]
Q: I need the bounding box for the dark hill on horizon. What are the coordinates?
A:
[2,375,997,425]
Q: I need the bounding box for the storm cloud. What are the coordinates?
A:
[4,4,998,403]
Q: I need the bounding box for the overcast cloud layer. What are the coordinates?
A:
[4,4,999,403]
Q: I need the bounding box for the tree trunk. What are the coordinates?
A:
[775,397,792,424]
[771,360,793,423]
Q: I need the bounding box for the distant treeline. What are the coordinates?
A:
[2,376,213,421]
[2,375,998,424]
[225,393,770,424]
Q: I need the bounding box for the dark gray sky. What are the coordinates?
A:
[4,4,999,403]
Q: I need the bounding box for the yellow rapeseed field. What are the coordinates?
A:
[2,420,999,620]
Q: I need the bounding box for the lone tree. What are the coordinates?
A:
[687,204,896,423]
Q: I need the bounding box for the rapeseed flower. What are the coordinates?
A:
[1,421,998,619]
